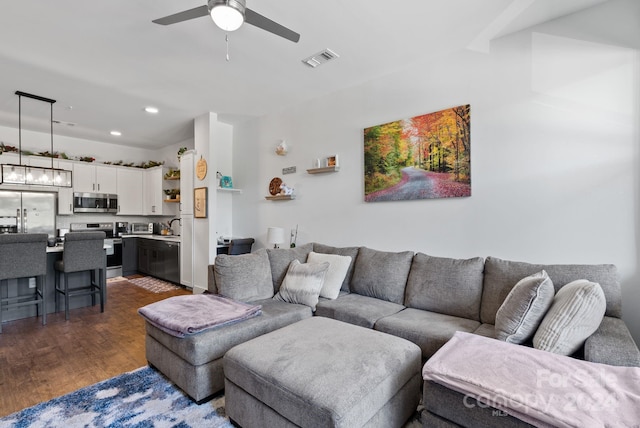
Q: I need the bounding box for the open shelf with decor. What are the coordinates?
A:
[217,187,242,193]
[307,166,340,174]
[265,195,295,201]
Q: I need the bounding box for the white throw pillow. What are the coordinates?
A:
[495,270,555,344]
[307,251,352,299]
[533,279,606,356]
[273,260,330,311]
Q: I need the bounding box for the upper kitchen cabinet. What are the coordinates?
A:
[116,167,143,215]
[74,163,117,194]
[143,166,177,216]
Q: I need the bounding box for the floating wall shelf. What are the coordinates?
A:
[307,166,340,174]
[265,195,295,201]
[217,187,242,193]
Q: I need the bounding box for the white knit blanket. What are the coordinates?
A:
[422,332,640,428]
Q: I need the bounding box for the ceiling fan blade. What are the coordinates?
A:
[152,5,209,25]
[245,8,300,43]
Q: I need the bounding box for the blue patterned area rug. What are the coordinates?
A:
[0,366,232,428]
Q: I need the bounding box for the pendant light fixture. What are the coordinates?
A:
[0,91,73,187]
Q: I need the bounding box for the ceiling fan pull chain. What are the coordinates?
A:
[225,34,230,61]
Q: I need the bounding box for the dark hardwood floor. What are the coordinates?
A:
[0,278,190,417]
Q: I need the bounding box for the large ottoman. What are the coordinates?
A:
[223,316,422,428]
[145,299,311,403]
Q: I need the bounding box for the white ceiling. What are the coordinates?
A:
[0,0,608,149]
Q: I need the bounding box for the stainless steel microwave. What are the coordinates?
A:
[73,192,118,213]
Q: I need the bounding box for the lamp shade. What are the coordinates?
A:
[267,227,284,247]
[210,0,245,31]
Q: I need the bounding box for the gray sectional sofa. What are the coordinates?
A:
[145,242,640,426]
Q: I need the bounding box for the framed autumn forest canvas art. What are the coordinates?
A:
[364,104,471,202]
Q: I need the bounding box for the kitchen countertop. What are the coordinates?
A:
[46,243,113,253]
[121,234,181,243]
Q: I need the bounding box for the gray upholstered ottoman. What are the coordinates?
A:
[224,316,422,428]
[145,299,311,403]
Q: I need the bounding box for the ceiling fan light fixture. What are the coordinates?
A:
[209,0,246,32]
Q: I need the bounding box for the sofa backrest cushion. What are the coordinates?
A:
[405,253,485,321]
[214,248,274,302]
[267,243,314,293]
[481,257,621,325]
[312,243,360,292]
[350,247,413,304]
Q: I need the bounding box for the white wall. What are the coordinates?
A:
[232,0,640,342]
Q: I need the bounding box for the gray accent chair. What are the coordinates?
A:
[0,233,48,333]
[54,231,106,320]
[227,238,254,255]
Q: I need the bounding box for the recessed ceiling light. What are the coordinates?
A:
[110,131,122,136]
[145,106,159,114]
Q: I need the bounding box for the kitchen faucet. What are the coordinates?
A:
[168,218,181,233]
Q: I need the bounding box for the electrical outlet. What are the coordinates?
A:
[28,277,36,288]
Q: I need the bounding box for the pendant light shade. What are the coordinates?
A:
[0,91,72,187]
[209,0,245,32]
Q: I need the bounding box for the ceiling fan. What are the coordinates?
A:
[152,0,300,43]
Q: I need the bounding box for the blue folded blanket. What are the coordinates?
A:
[138,294,262,338]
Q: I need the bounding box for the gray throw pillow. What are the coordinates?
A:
[533,279,606,355]
[495,270,555,344]
[273,260,330,311]
[350,247,413,304]
[267,243,313,293]
[214,249,273,302]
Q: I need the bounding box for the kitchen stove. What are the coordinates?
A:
[69,222,122,278]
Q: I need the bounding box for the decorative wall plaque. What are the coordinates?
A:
[196,157,208,181]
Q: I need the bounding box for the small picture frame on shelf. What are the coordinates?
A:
[326,155,339,167]
[220,175,233,188]
[194,187,208,218]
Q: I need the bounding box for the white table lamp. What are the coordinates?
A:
[267,227,284,249]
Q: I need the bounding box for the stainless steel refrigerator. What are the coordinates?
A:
[0,191,56,237]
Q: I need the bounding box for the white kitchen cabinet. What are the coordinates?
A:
[143,167,177,216]
[116,168,143,215]
[180,215,193,288]
[179,152,194,215]
[56,160,74,215]
[74,163,117,194]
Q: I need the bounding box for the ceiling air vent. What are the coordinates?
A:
[302,48,339,68]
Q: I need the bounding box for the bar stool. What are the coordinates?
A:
[228,238,255,255]
[0,233,48,333]
[55,231,106,320]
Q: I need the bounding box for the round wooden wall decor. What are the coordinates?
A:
[196,157,207,181]
[269,177,282,195]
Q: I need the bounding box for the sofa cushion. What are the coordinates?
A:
[473,323,497,339]
[404,253,484,321]
[350,247,413,304]
[267,243,313,293]
[481,257,621,325]
[495,270,555,344]
[315,293,405,329]
[214,249,273,302]
[375,308,480,359]
[312,243,360,292]
[533,280,606,356]
[307,251,352,299]
[273,260,330,311]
